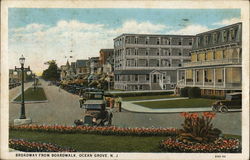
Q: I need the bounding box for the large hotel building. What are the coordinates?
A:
[176,23,242,96]
[113,34,195,90]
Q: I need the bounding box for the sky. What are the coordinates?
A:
[8,8,241,74]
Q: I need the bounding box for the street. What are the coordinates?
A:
[9,79,241,135]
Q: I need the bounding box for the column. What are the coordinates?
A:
[184,70,187,85]
[203,69,205,86]
[193,69,195,86]
[223,67,226,88]
[177,70,179,82]
[213,68,216,87]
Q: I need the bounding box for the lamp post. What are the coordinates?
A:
[33,74,36,90]
[14,55,31,119]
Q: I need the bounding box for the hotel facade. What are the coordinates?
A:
[113,34,194,90]
[176,23,242,96]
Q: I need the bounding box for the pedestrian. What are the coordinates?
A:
[118,97,122,112]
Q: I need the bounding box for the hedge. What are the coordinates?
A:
[107,91,174,97]
[188,87,201,98]
[180,87,190,97]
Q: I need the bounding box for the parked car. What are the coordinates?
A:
[211,92,242,112]
[75,90,112,126]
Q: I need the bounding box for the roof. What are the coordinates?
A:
[84,100,105,105]
[114,70,155,75]
[100,49,114,53]
[76,60,88,68]
[196,22,242,36]
[114,33,195,41]
[226,92,242,96]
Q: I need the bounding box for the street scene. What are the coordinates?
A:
[7,7,243,155]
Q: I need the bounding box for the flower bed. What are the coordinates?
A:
[10,125,179,137]
[160,137,241,153]
[9,139,77,152]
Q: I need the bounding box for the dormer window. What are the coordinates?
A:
[230,28,235,41]
[223,30,227,42]
[213,33,217,44]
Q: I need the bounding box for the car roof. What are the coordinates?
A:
[84,100,105,104]
[226,92,242,96]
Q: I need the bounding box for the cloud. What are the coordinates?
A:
[213,17,241,26]
[9,20,168,72]
[11,23,48,33]
[167,24,210,35]
[110,20,168,34]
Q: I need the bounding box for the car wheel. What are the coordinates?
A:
[220,106,228,113]
[212,106,218,112]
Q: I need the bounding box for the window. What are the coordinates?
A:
[135,75,138,81]
[135,37,138,44]
[157,39,160,45]
[146,39,148,44]
[230,29,235,41]
[179,53,182,56]
[179,41,182,45]
[146,75,149,81]
[213,33,217,44]
[223,30,227,42]
[178,64,182,67]
[189,41,192,45]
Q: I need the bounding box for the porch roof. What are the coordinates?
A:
[114,70,155,75]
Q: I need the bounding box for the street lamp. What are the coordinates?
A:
[14,55,31,120]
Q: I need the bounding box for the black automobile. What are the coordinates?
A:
[211,93,242,112]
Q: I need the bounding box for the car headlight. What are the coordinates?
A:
[92,118,96,123]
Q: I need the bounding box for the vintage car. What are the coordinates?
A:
[211,92,242,112]
[75,91,113,126]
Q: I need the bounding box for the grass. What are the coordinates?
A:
[134,98,216,109]
[13,87,47,102]
[122,95,179,101]
[9,130,165,152]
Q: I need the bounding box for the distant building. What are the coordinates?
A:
[176,23,242,96]
[99,49,114,74]
[60,60,75,80]
[75,59,89,78]
[9,69,29,83]
[113,33,195,91]
[89,57,100,75]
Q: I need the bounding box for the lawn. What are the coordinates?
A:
[122,95,179,101]
[134,98,216,109]
[9,130,165,152]
[13,87,47,102]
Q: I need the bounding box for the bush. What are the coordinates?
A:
[188,87,201,98]
[180,87,190,97]
[110,91,174,98]
[201,95,225,100]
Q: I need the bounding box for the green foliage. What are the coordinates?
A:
[180,87,190,97]
[188,87,201,98]
[179,112,221,143]
[201,95,225,100]
[42,61,60,81]
[110,91,174,97]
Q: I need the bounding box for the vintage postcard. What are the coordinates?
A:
[1,0,249,160]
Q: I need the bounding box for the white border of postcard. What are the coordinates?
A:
[1,0,249,160]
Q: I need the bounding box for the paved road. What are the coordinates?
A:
[9,79,84,125]
[9,81,241,135]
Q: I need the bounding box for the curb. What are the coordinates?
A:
[121,107,213,114]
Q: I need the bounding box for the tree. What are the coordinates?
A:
[42,60,60,81]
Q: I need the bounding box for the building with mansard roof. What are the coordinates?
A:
[176,22,242,96]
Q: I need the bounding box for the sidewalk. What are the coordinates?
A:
[122,98,212,113]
